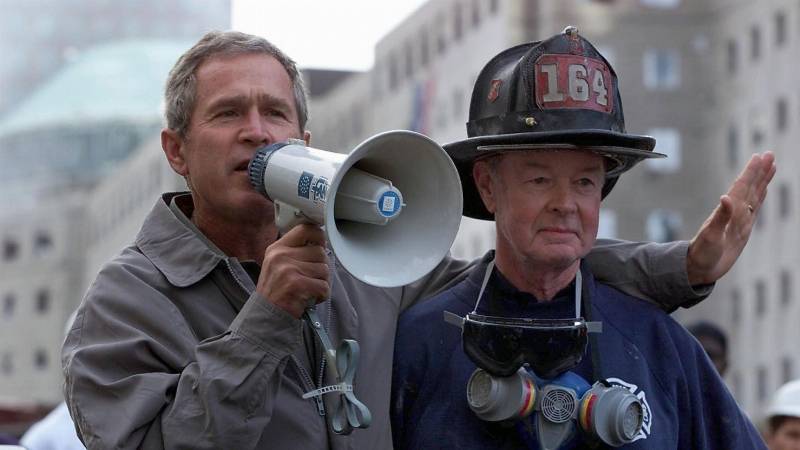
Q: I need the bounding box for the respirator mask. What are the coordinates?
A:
[444,261,644,449]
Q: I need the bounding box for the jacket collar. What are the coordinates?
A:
[135,192,224,287]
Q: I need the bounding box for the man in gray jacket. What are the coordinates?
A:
[62,31,774,449]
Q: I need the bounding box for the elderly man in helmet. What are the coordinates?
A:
[766,380,800,450]
[391,28,767,449]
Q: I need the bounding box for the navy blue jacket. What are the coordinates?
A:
[391,254,765,449]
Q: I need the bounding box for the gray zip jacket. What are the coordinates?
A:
[62,193,707,450]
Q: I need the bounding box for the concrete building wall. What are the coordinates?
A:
[0,195,87,404]
[697,0,800,417]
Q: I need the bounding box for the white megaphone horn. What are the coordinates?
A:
[248,130,463,288]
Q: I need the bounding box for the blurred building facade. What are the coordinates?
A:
[0,40,193,207]
[0,0,230,117]
[307,0,799,420]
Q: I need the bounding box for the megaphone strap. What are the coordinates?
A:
[302,383,354,399]
[302,308,372,435]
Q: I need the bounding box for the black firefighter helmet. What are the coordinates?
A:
[444,26,665,220]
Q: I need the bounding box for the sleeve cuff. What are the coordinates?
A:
[653,240,715,310]
[229,292,303,359]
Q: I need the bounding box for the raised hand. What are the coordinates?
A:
[686,151,776,285]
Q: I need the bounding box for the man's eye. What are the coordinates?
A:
[266,109,286,118]
[217,110,238,118]
[577,178,595,186]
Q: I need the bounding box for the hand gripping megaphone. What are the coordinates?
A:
[248,130,463,435]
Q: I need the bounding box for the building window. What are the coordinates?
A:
[727,39,738,73]
[453,87,465,120]
[640,0,680,8]
[780,270,792,305]
[755,280,767,317]
[471,0,481,27]
[405,42,414,79]
[1,353,12,375]
[779,183,791,219]
[388,54,399,91]
[757,366,769,403]
[437,16,448,54]
[782,357,793,384]
[775,11,787,47]
[776,98,789,132]
[727,125,739,169]
[755,201,766,230]
[35,289,50,314]
[453,3,464,42]
[752,126,764,147]
[34,349,48,370]
[420,29,430,68]
[2,294,14,318]
[646,209,682,242]
[598,209,618,239]
[643,49,680,90]
[645,128,682,173]
[750,26,761,60]
[2,239,19,261]
[731,288,741,325]
[33,231,53,256]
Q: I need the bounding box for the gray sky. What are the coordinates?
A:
[232,0,428,70]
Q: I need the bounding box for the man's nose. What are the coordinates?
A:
[547,183,577,214]
[239,109,271,146]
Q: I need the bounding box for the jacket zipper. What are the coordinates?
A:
[317,302,333,393]
[293,354,326,416]
[225,258,327,417]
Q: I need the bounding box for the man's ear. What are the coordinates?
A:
[161,128,188,176]
[473,160,497,214]
[303,130,311,146]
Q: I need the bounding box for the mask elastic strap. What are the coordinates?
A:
[574,268,582,318]
[472,259,496,314]
[580,262,604,381]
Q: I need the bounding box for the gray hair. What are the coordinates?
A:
[164,30,308,138]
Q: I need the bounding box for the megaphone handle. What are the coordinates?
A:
[274,201,311,234]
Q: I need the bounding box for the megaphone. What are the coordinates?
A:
[248,130,462,287]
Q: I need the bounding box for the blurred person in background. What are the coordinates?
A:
[687,321,729,377]
[765,379,800,450]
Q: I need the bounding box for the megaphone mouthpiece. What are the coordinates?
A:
[335,168,405,225]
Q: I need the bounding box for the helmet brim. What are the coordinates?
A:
[444,129,664,220]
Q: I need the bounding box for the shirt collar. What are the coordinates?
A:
[135,192,224,287]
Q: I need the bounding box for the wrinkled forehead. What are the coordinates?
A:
[487,149,608,173]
